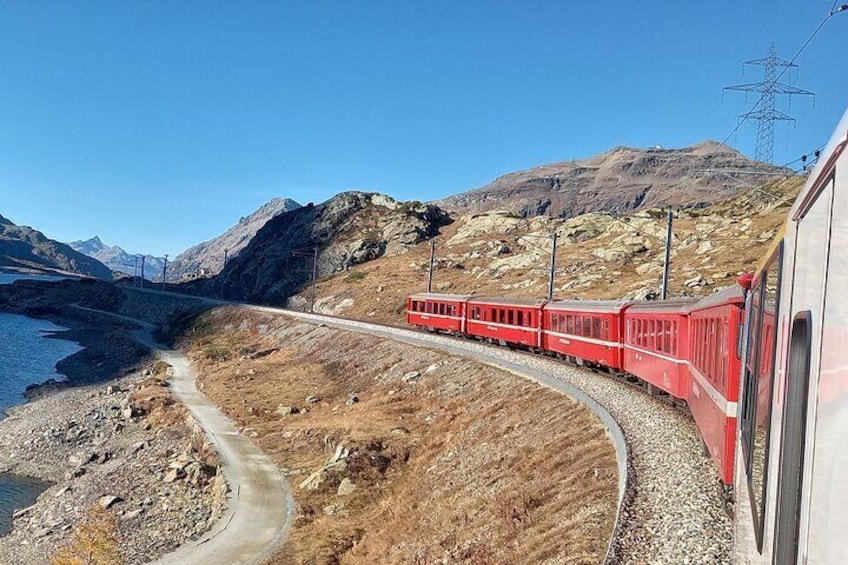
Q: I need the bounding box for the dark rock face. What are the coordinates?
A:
[438,141,791,218]
[169,197,301,280]
[69,236,165,280]
[0,216,112,279]
[204,192,451,303]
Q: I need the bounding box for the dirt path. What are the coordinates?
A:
[71,306,294,565]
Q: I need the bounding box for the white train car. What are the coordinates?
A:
[735,108,848,564]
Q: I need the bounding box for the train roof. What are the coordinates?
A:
[544,299,634,314]
[626,298,698,314]
[687,285,745,312]
[408,293,473,301]
[466,296,547,308]
[790,107,848,222]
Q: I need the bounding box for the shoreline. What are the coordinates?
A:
[0,280,227,563]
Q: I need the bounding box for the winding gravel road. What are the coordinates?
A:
[72,305,295,565]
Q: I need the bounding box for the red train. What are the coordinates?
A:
[407,284,746,485]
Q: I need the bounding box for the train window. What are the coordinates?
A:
[592,317,601,339]
[649,320,656,350]
[740,243,783,551]
[566,315,574,334]
[602,318,610,340]
[582,317,591,337]
[663,321,671,354]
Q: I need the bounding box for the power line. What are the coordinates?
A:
[721,7,844,159]
[724,44,814,163]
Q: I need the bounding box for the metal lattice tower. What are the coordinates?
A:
[724,44,814,163]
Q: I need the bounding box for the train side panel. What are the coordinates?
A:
[623,301,695,399]
[688,287,745,484]
[406,294,470,333]
[465,298,545,348]
[541,301,631,370]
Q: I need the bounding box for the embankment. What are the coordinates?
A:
[169,306,619,564]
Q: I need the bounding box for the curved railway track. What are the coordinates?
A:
[123,287,733,563]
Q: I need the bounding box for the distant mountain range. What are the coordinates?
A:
[0,214,112,279]
[168,197,300,280]
[69,236,166,280]
[438,140,790,217]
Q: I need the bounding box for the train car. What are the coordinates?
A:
[622,299,697,398]
[406,293,471,334]
[465,297,546,348]
[541,300,632,370]
[687,285,746,485]
[735,108,848,564]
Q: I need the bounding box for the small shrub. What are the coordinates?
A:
[344,271,367,283]
[50,505,124,565]
[203,344,232,362]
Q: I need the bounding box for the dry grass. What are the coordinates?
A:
[179,308,618,564]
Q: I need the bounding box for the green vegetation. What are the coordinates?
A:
[203,344,232,362]
[344,271,367,283]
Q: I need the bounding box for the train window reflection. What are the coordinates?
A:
[741,243,782,550]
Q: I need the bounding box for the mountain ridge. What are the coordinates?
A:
[69,237,166,280]
[438,140,791,217]
[0,215,113,279]
[169,197,301,280]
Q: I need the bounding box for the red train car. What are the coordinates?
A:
[687,286,745,484]
[623,299,697,398]
[542,300,633,370]
[406,293,471,334]
[465,297,546,348]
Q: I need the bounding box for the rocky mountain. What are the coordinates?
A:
[284,176,803,324]
[196,192,451,303]
[69,236,166,280]
[169,197,300,280]
[0,214,113,279]
[439,141,791,217]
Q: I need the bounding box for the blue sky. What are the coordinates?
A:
[0,1,845,257]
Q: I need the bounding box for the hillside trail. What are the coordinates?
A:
[70,305,294,565]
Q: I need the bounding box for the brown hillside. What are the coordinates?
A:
[288,176,804,326]
[438,141,790,218]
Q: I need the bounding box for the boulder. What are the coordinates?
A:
[98,495,123,509]
[337,478,357,496]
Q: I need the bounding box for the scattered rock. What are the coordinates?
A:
[402,371,421,382]
[98,495,123,509]
[163,468,186,483]
[305,396,320,404]
[337,478,356,496]
[276,405,296,416]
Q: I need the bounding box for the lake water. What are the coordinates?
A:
[0,272,81,535]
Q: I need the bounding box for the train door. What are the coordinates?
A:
[776,176,834,564]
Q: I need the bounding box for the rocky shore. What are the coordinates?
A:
[0,279,227,564]
[0,362,226,564]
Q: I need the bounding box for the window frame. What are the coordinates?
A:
[739,241,784,552]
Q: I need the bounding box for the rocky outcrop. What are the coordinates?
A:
[438,141,791,218]
[205,192,451,303]
[0,214,113,279]
[169,197,300,280]
[70,236,166,280]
